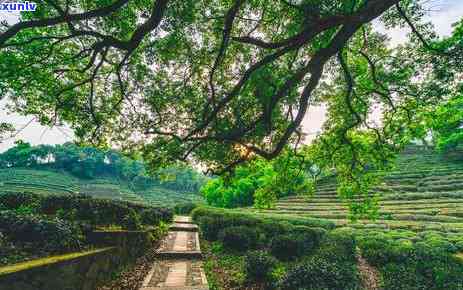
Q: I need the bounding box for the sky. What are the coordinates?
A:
[1,0,462,151]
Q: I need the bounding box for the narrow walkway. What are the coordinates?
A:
[140,216,209,290]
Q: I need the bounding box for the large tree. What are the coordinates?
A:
[0,0,461,179]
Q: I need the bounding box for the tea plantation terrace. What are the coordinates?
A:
[0,169,203,206]
[248,148,463,233]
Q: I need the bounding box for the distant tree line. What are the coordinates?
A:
[0,141,207,192]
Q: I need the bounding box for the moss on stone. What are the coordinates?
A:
[0,247,114,276]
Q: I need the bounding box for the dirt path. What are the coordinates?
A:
[357,252,381,290]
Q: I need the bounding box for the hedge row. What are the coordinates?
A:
[174,202,198,215]
[0,210,83,252]
[193,207,329,253]
[195,207,463,289]
[357,231,463,289]
[193,207,362,289]
[0,192,173,228]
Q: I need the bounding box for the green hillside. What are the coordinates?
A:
[0,168,204,206]
[245,146,463,233]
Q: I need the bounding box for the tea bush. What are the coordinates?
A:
[122,209,143,230]
[194,206,333,256]
[198,216,225,241]
[0,192,40,209]
[290,226,326,250]
[140,208,162,226]
[358,235,414,265]
[270,234,304,261]
[191,207,335,230]
[0,192,173,228]
[320,228,357,262]
[174,202,198,215]
[359,231,463,289]
[245,250,277,283]
[218,226,259,251]
[278,256,360,290]
[0,210,83,251]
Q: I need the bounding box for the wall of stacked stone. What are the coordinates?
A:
[0,229,157,290]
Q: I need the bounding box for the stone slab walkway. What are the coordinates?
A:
[169,223,199,232]
[140,216,208,290]
[174,216,192,224]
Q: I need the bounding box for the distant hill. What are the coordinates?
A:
[0,168,204,206]
[0,142,207,206]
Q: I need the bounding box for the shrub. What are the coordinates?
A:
[278,256,361,290]
[270,234,304,261]
[319,228,357,262]
[455,240,463,251]
[174,202,197,215]
[39,193,173,227]
[39,193,90,215]
[245,250,277,283]
[156,207,174,222]
[380,262,422,290]
[198,216,225,241]
[0,232,6,248]
[140,208,161,226]
[14,204,37,215]
[227,213,260,228]
[218,226,259,251]
[290,226,326,249]
[191,206,210,222]
[359,235,414,266]
[140,207,172,226]
[76,198,138,225]
[0,210,83,251]
[191,207,335,230]
[0,192,40,209]
[121,209,143,230]
[259,220,292,238]
[416,237,457,256]
[380,257,463,290]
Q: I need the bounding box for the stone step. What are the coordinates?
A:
[157,231,202,259]
[174,216,193,224]
[140,259,208,290]
[170,223,198,232]
[141,217,208,290]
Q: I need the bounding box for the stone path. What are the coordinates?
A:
[140,216,209,290]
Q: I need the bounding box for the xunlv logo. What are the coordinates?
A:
[0,1,37,12]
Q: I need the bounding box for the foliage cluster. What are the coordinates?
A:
[196,207,463,289]
[173,202,198,215]
[0,210,84,252]
[201,150,319,209]
[244,251,278,283]
[0,192,173,229]
[193,207,361,289]
[428,93,463,152]
[2,0,462,186]
[357,230,463,289]
[0,191,173,266]
[193,207,328,251]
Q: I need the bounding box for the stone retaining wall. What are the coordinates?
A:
[0,229,159,290]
